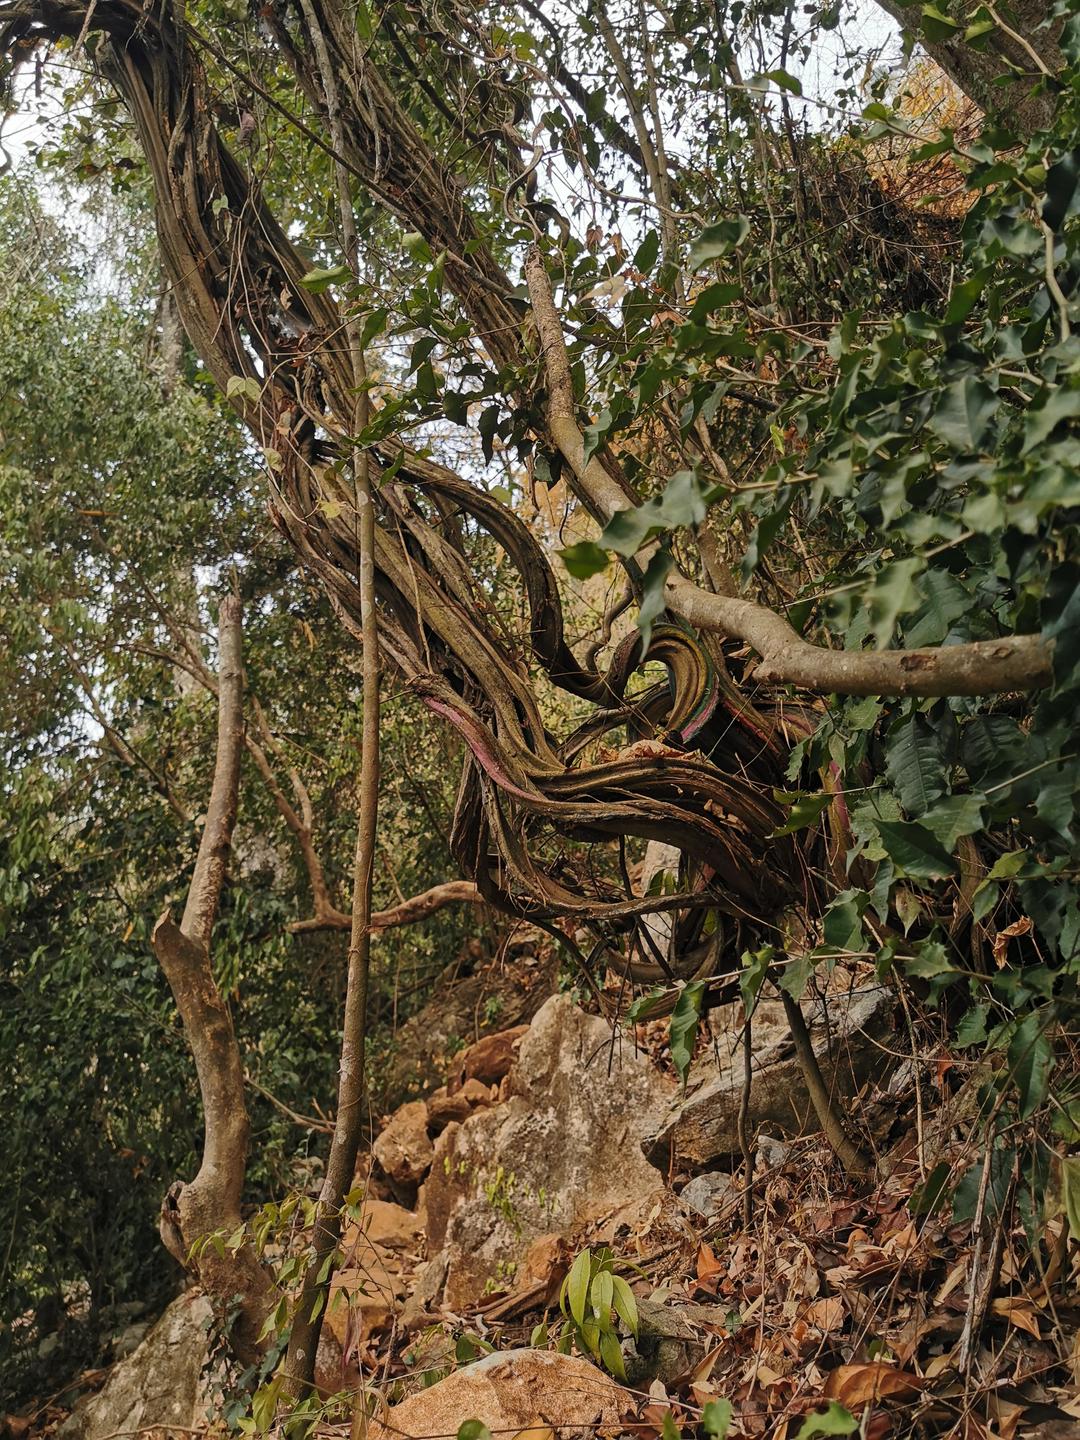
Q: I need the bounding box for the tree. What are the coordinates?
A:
[2,0,1077,1404]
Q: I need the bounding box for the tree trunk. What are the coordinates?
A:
[152,596,274,1363]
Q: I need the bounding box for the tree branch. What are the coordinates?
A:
[524,248,1053,698]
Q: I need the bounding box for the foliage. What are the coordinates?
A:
[550,1246,639,1380]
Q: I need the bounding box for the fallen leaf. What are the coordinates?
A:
[823,1362,925,1407]
[511,1428,555,1440]
[990,1296,1041,1339]
[805,1297,846,1332]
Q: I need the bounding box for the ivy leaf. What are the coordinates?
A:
[558,541,609,580]
[868,557,925,649]
[670,979,707,1088]
[602,470,710,557]
[929,377,998,452]
[921,4,961,42]
[739,945,774,1010]
[1042,150,1080,231]
[876,819,958,878]
[689,281,742,322]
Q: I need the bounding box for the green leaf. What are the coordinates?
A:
[689,281,742,322]
[1043,150,1080,232]
[670,979,707,1088]
[637,549,674,651]
[611,1274,639,1337]
[689,216,749,266]
[886,716,946,816]
[943,267,989,325]
[909,1159,952,1216]
[876,820,957,878]
[771,791,832,836]
[1062,1155,1080,1241]
[598,1326,626,1379]
[226,374,262,405]
[602,470,711,557]
[921,4,961,42]
[566,1248,591,1326]
[635,230,660,272]
[795,1402,858,1438]
[868,557,925,649]
[929,377,998,452]
[905,941,960,979]
[403,231,434,265]
[591,1267,613,1321]
[558,540,609,580]
[661,1412,682,1440]
[701,1399,733,1439]
[1009,1011,1053,1118]
[297,262,351,292]
[739,945,773,1011]
[457,1424,493,1440]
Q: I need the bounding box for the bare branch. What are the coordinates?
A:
[287,879,483,934]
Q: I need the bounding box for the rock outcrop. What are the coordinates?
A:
[366,1348,628,1439]
[59,1293,211,1440]
[415,994,674,1312]
[645,984,894,1167]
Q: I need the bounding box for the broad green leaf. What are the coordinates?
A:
[906,941,960,979]
[929,377,998,452]
[739,945,774,1010]
[886,716,946,816]
[670,979,707,1088]
[876,819,958,878]
[635,230,660,272]
[611,1274,639,1337]
[598,1325,626,1379]
[558,540,609,579]
[771,791,832,836]
[1062,1155,1080,1241]
[566,1247,591,1326]
[1009,1011,1053,1118]
[601,470,711,557]
[868,557,925,649]
[637,549,674,651]
[921,4,961,42]
[297,262,351,292]
[457,1424,493,1440]
[591,1267,613,1321]
[689,217,749,266]
[909,1159,951,1216]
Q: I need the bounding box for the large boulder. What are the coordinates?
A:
[645,984,894,1167]
[59,1293,211,1440]
[367,1348,628,1439]
[417,994,674,1311]
[373,1100,434,1193]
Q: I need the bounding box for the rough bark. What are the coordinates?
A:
[151,596,274,1363]
[875,0,1064,135]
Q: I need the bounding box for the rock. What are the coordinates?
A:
[59,1293,211,1440]
[448,1026,529,1093]
[367,1349,628,1439]
[417,994,673,1311]
[645,985,893,1168]
[627,1294,707,1387]
[678,1171,736,1220]
[380,943,558,1109]
[426,1086,473,1131]
[326,1201,423,1351]
[756,1134,791,1171]
[111,1321,151,1360]
[373,1100,434,1192]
